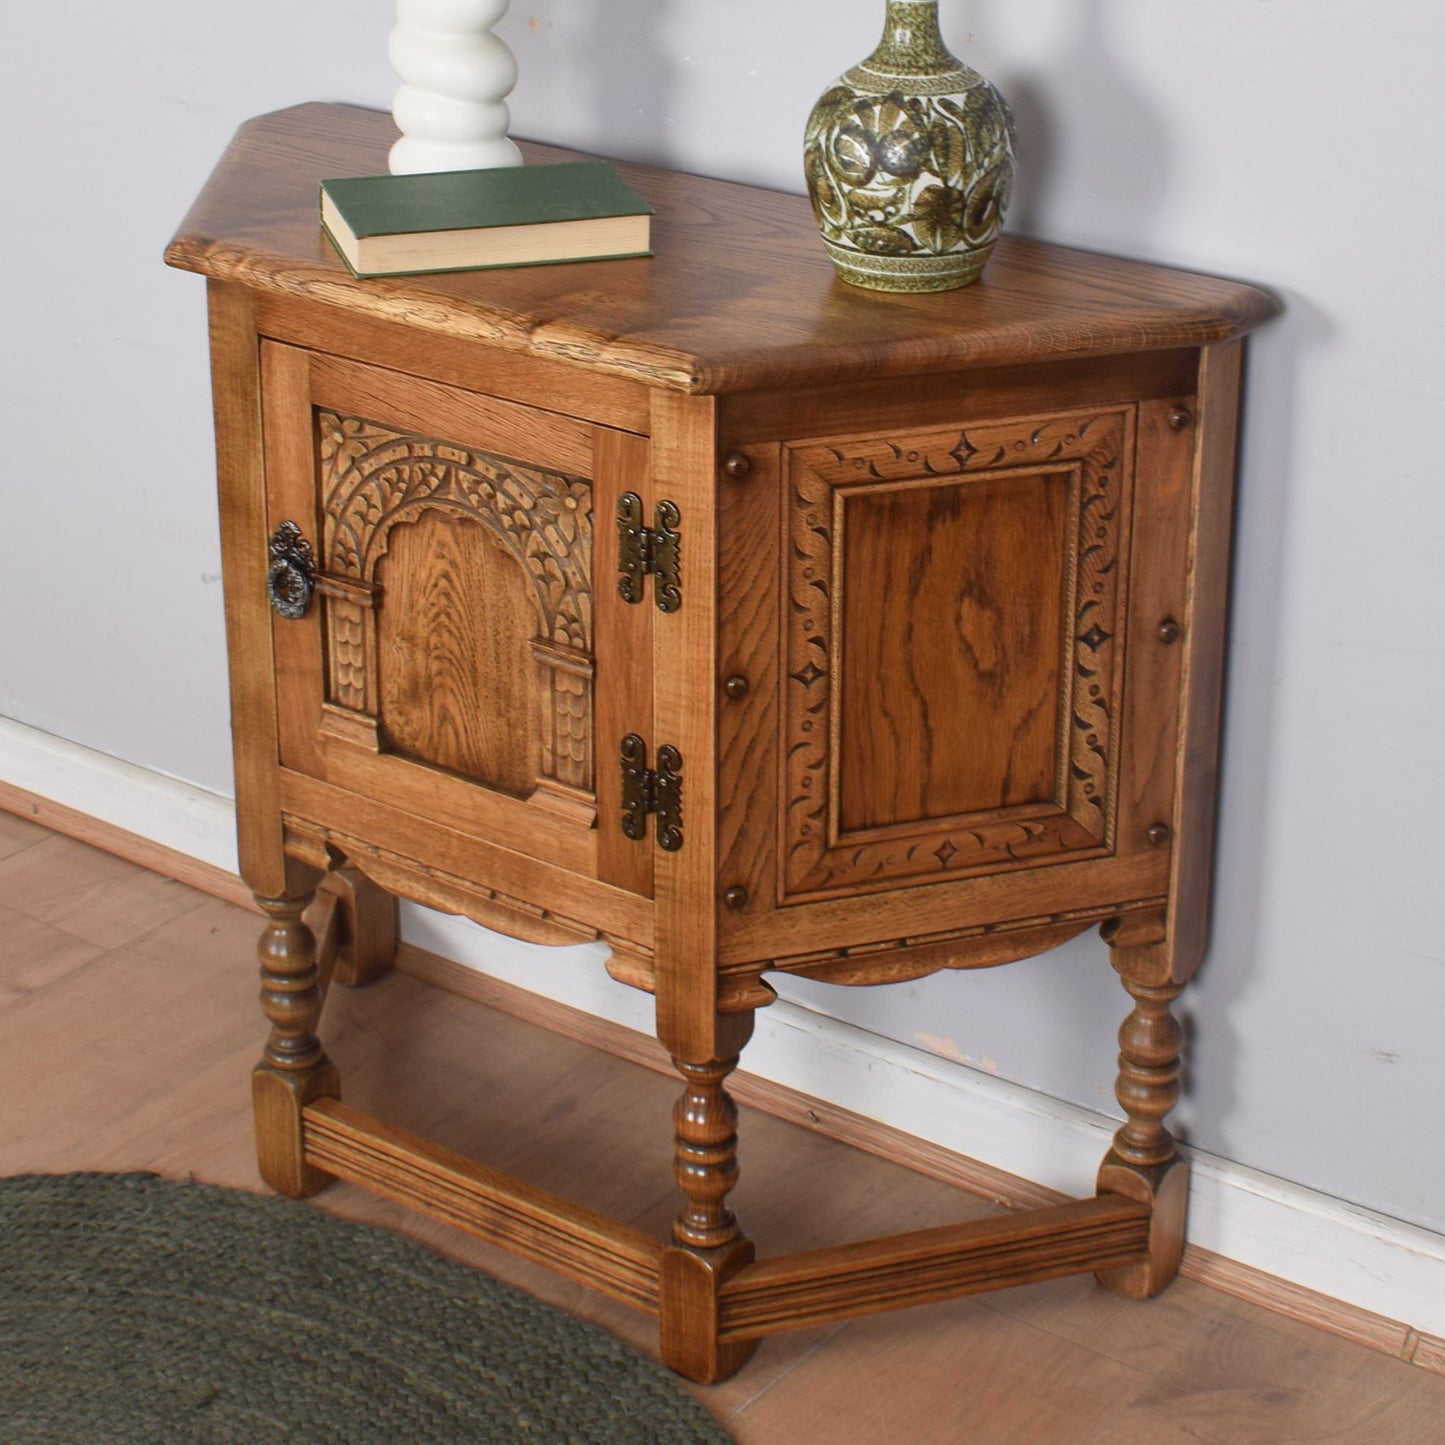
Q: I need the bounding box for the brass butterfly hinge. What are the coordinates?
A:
[617,493,681,612]
[620,734,683,852]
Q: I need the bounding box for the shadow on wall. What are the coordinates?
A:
[977,0,1171,249]
[1180,285,1331,1160]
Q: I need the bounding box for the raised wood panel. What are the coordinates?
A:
[837,470,1070,829]
[373,512,538,796]
[782,406,1134,902]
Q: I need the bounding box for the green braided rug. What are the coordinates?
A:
[0,1173,731,1444]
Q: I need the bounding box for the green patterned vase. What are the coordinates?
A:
[804,0,1017,292]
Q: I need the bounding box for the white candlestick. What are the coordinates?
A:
[388,0,523,174]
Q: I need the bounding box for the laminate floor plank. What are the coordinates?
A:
[0,831,206,948]
[1085,1297,1445,1445]
[0,895,261,1173]
[5,819,1443,1442]
[0,902,105,1002]
[726,1294,1151,1445]
[977,1267,1230,1375]
[0,807,49,859]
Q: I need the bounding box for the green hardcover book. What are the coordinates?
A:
[319,161,654,278]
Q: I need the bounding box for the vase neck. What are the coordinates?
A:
[864,1,958,76]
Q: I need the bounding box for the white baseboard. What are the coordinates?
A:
[0,717,238,875]
[4,714,1443,1344]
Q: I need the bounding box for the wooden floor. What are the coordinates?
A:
[3,812,1444,1444]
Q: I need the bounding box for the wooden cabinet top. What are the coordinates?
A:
[166,102,1279,396]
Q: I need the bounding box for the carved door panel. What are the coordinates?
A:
[261,343,652,896]
[780,405,1136,902]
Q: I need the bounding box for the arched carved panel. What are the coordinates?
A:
[314,411,595,801]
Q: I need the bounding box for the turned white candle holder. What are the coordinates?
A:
[388,0,523,174]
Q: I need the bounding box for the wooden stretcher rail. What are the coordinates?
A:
[717,1196,1153,1340]
[302,1099,663,1313]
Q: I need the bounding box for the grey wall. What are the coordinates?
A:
[3,0,1441,1233]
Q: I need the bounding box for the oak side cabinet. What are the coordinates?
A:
[167,103,1278,1382]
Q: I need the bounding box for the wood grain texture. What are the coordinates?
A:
[781,404,1134,901]
[166,104,1280,396]
[0,786,253,912]
[718,1197,1151,1340]
[647,389,727,1059]
[302,1098,664,1313]
[1088,1299,1445,1444]
[312,863,398,988]
[276,770,648,945]
[255,292,651,435]
[591,427,655,898]
[374,510,539,795]
[209,282,294,899]
[309,350,598,477]
[1156,341,1247,985]
[837,471,1069,827]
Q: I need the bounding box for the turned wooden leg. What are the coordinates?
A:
[251,889,339,1199]
[1096,975,1189,1297]
[305,864,399,990]
[659,1023,758,1383]
[672,1054,745,1250]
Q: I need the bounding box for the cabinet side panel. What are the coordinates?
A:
[1163,339,1246,983]
[1113,389,1197,920]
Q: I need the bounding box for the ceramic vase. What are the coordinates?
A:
[804,0,1017,292]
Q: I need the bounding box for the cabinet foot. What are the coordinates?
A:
[252,1063,338,1198]
[1095,1154,1188,1298]
[659,1241,758,1384]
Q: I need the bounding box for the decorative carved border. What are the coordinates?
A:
[782,406,1134,899]
[315,411,595,796]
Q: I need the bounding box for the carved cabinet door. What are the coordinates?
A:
[260,343,653,900]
